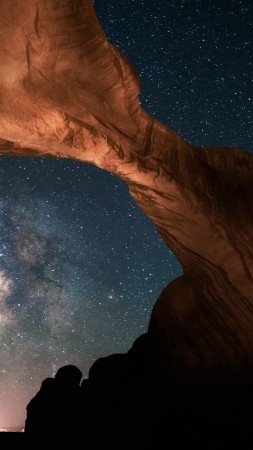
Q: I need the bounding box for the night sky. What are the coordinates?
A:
[0,0,252,429]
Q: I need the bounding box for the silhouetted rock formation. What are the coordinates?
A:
[24,336,253,448]
[0,1,253,446]
[25,365,82,436]
[79,334,163,448]
[79,334,253,449]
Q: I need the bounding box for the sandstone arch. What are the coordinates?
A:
[0,0,252,379]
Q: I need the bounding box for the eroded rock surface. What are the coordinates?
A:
[0,0,252,378]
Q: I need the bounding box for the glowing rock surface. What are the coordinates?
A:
[0,0,252,374]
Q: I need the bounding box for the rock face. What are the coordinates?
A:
[0,0,253,381]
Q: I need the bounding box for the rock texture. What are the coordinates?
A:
[0,0,253,380]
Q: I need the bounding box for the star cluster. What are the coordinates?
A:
[0,0,252,428]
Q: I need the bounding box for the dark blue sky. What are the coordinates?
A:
[0,0,252,428]
[94,0,252,152]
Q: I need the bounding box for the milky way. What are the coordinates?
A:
[0,0,252,428]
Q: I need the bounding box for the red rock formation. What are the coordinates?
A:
[0,0,252,378]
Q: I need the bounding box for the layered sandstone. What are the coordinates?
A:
[0,0,252,378]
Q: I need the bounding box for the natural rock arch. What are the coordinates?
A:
[0,0,253,379]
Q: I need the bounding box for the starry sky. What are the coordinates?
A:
[0,0,252,429]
